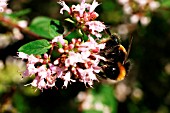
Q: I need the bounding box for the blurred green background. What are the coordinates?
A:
[1,0,170,113]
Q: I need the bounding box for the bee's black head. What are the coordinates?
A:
[110,34,120,45]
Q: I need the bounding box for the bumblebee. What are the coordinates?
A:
[98,30,132,81]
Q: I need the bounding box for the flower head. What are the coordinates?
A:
[18,0,110,91]
[0,0,8,12]
[85,21,106,38]
[18,34,106,90]
[58,0,105,38]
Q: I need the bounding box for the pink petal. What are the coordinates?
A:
[89,0,100,12]
[58,1,71,14]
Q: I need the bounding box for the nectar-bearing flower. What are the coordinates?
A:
[58,0,106,38]
[18,34,106,90]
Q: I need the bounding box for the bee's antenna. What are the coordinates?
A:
[125,35,133,62]
[105,28,112,36]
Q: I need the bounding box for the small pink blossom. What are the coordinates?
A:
[77,67,98,87]
[46,75,56,88]
[17,52,29,59]
[29,76,39,87]
[58,0,105,38]
[65,52,84,67]
[49,63,57,74]
[55,67,65,78]
[81,51,91,59]
[78,35,105,51]
[37,65,49,79]
[58,0,100,22]
[72,4,86,17]
[58,1,71,14]
[23,64,37,77]
[27,54,43,64]
[89,0,100,13]
[62,71,75,88]
[52,35,65,46]
[85,21,106,38]
[38,78,47,90]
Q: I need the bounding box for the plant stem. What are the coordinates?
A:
[0,15,42,39]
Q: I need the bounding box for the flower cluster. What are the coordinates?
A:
[0,0,8,12]
[18,34,105,91]
[58,0,106,38]
[16,0,109,91]
[118,0,160,26]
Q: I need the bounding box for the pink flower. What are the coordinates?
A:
[65,51,91,67]
[85,21,106,37]
[52,35,65,46]
[62,71,75,88]
[49,63,57,74]
[89,0,100,13]
[27,54,43,64]
[38,78,47,90]
[77,67,98,87]
[17,52,29,59]
[29,76,39,87]
[25,76,46,91]
[78,35,105,51]
[58,0,100,22]
[23,64,37,77]
[58,1,71,14]
[46,75,56,88]
[55,67,64,78]
[72,4,86,17]
[58,0,105,38]
[37,65,49,79]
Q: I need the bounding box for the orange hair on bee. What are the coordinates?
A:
[116,62,126,81]
[118,45,127,55]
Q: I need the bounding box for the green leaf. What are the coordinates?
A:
[18,39,51,55]
[49,20,64,37]
[82,32,88,41]
[29,16,54,39]
[65,29,83,42]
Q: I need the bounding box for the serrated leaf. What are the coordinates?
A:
[29,16,53,39]
[49,20,64,37]
[18,39,51,55]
